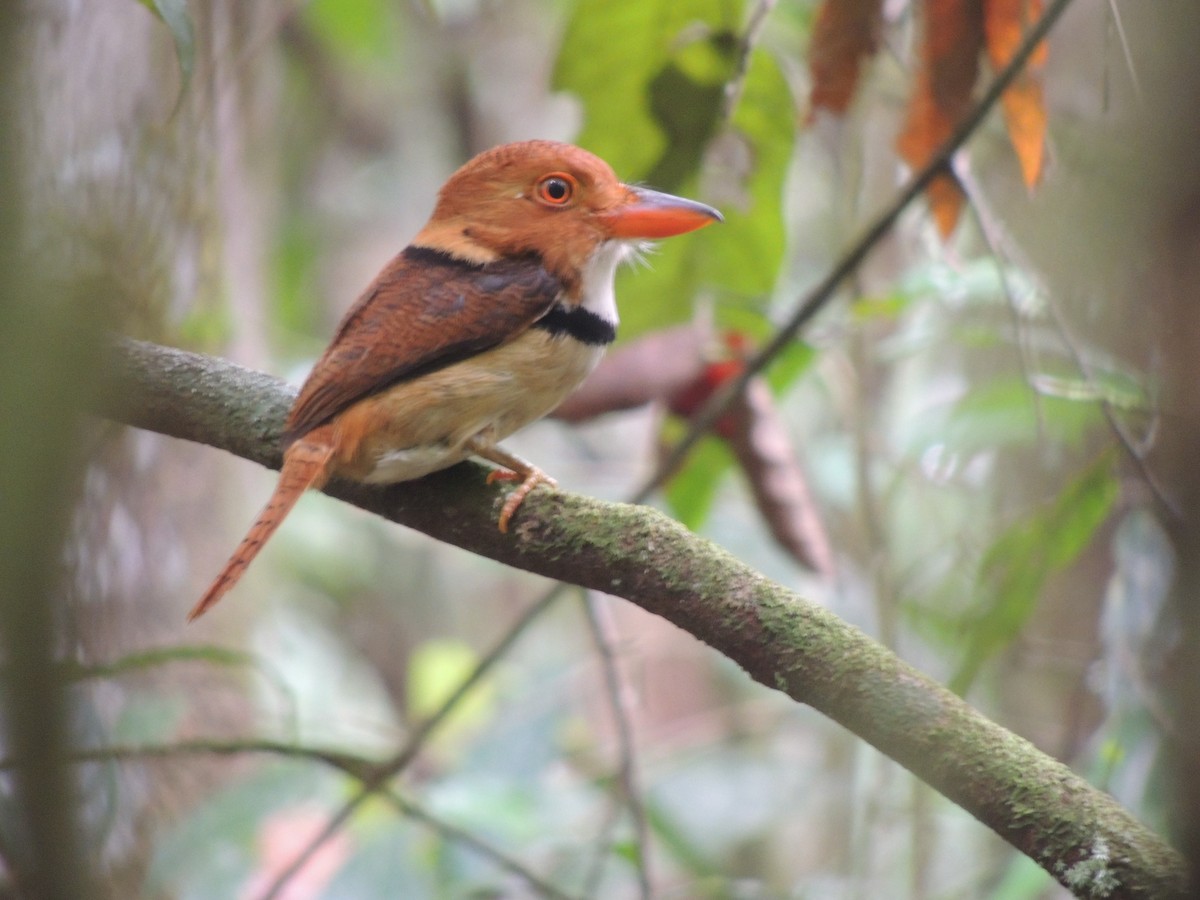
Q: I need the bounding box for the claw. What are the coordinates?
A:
[496,469,557,533]
[464,437,557,533]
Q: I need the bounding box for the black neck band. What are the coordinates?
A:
[533,304,617,346]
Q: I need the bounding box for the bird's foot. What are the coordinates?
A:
[467,438,557,532]
[490,467,557,533]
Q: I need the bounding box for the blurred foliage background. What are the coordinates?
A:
[7,0,1199,897]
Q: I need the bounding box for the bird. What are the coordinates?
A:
[189,140,721,620]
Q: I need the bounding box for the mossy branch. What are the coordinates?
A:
[95,337,1187,899]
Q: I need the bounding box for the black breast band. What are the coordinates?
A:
[533,304,617,346]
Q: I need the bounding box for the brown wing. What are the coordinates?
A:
[282,246,562,446]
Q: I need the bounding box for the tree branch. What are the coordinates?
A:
[95,337,1188,899]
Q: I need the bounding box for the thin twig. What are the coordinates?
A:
[257,583,569,900]
[578,592,650,899]
[721,0,778,123]
[1106,0,1143,101]
[634,0,1079,505]
[0,738,372,777]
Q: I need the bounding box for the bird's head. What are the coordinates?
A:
[412,140,721,297]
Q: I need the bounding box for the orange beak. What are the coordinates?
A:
[601,186,723,239]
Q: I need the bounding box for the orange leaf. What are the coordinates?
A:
[999,79,1047,186]
[984,0,1048,68]
[984,0,1048,187]
[926,172,967,240]
[896,0,985,238]
[808,0,884,116]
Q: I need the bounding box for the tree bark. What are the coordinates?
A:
[95,336,1188,900]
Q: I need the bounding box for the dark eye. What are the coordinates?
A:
[535,173,576,206]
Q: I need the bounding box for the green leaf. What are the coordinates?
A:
[664,432,734,529]
[625,47,796,338]
[642,33,738,193]
[138,0,195,97]
[949,454,1119,695]
[555,0,795,337]
[555,0,742,178]
[705,40,795,294]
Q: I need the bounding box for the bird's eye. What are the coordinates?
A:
[535,173,576,206]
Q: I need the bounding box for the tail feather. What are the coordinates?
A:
[187,433,335,622]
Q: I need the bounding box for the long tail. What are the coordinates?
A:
[187,431,335,622]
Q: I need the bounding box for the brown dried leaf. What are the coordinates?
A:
[984,0,1048,187]
[724,378,835,576]
[896,0,986,238]
[808,0,885,116]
